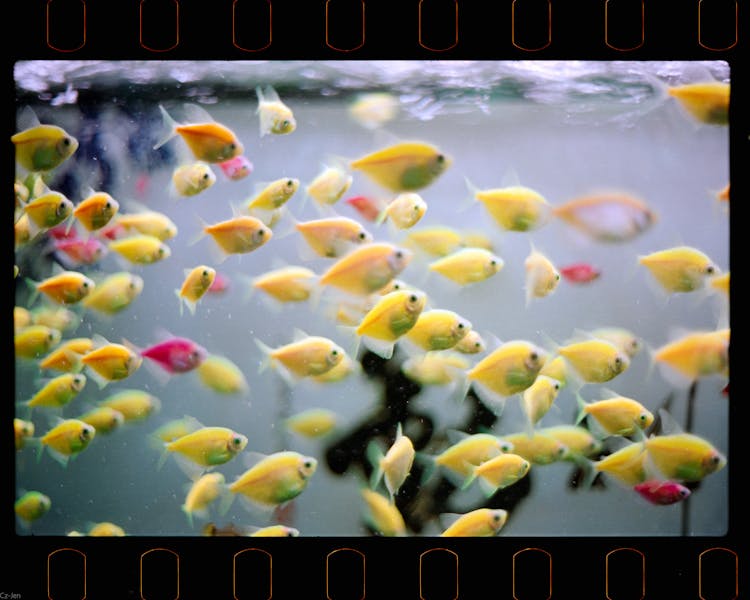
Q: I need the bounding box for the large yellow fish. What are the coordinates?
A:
[471,184,552,232]
[538,425,603,460]
[285,408,338,438]
[361,488,406,536]
[164,426,248,469]
[73,191,119,231]
[38,418,96,466]
[15,325,62,359]
[429,247,504,286]
[440,508,508,537]
[295,216,373,258]
[404,308,472,352]
[638,246,719,293]
[644,432,726,482]
[355,289,426,359]
[576,393,654,437]
[108,234,171,265]
[401,352,469,387]
[176,265,216,316]
[81,342,143,387]
[667,81,729,125]
[553,192,656,242]
[592,441,648,487]
[652,329,729,385]
[348,92,399,129]
[12,109,79,172]
[15,418,35,450]
[229,451,317,508]
[249,525,300,537]
[256,85,296,136]
[404,226,463,257]
[115,210,178,241]
[521,374,562,432]
[29,270,95,305]
[171,162,216,197]
[588,327,642,359]
[30,306,79,332]
[256,333,346,380]
[155,104,243,163]
[202,215,272,256]
[454,330,486,354]
[76,405,125,435]
[15,491,51,526]
[350,141,451,192]
[367,423,415,501]
[22,191,74,230]
[82,272,144,315]
[462,452,531,496]
[556,338,629,384]
[23,373,87,412]
[319,242,413,296]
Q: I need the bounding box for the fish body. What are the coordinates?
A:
[524,246,560,303]
[454,330,486,354]
[82,272,144,315]
[171,162,216,197]
[12,121,79,172]
[25,373,86,410]
[15,325,62,359]
[350,141,451,192]
[138,336,208,374]
[98,389,159,422]
[668,81,729,125]
[115,210,177,241]
[553,193,656,242]
[474,185,552,232]
[249,525,300,537]
[521,375,562,430]
[73,192,119,231]
[463,452,531,495]
[252,266,317,303]
[588,327,642,359]
[108,235,171,265]
[404,309,472,352]
[257,335,345,379]
[345,195,383,222]
[256,85,296,136]
[53,237,107,266]
[32,270,95,305]
[634,479,691,505]
[466,340,547,400]
[433,433,514,479]
[39,419,96,461]
[440,508,508,537]
[166,427,248,468]
[593,442,648,486]
[538,425,603,459]
[639,246,719,293]
[560,263,601,284]
[348,92,399,129]
[402,352,469,386]
[368,424,415,500]
[177,266,216,315]
[15,418,35,450]
[356,290,427,354]
[196,355,249,394]
[557,339,629,384]
[644,433,726,482]
[361,489,406,536]
[183,472,227,526]
[296,216,373,258]
[576,394,654,437]
[378,192,427,229]
[246,178,300,212]
[429,248,504,286]
[81,343,142,384]
[319,243,412,296]
[203,215,272,255]
[77,406,125,434]
[88,522,126,536]
[23,191,74,230]
[30,306,79,332]
[653,329,729,382]
[503,432,568,465]
[229,451,317,508]
[15,491,51,525]
[285,408,337,438]
[404,226,463,257]
[306,167,353,206]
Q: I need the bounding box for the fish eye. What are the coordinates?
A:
[554,383,560,390]
[706,265,715,274]
[555,273,560,280]
[395,251,403,259]
[202,173,210,180]
[304,460,313,469]
[457,322,465,329]
[282,120,290,127]
[710,455,721,465]
[530,352,538,361]
[331,349,339,357]
[229,143,237,151]
[286,530,295,537]
[82,281,89,288]
[437,154,445,163]
[492,514,502,522]
[257,229,265,236]
[105,201,111,209]
[286,179,294,187]
[202,269,209,277]
[409,294,418,303]
[232,436,243,446]
[501,443,512,452]
[490,259,497,266]
[614,357,622,365]
[62,137,71,147]
[358,232,367,240]
[639,413,648,422]
[158,248,165,255]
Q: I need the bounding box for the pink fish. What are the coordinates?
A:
[345,195,382,222]
[97,221,127,241]
[559,262,601,284]
[47,223,78,240]
[130,336,208,374]
[634,479,691,506]
[219,155,254,181]
[207,272,231,294]
[54,237,107,266]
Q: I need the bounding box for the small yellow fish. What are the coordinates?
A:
[98,389,159,422]
[15,491,51,525]
[15,213,32,249]
[524,245,560,304]
[39,418,96,465]
[588,327,642,359]
[376,192,428,229]
[462,452,531,495]
[356,289,427,359]
[15,325,62,359]
[431,433,514,481]
[652,329,729,384]
[404,309,472,352]
[361,488,406,536]
[350,141,451,192]
[176,265,216,315]
[164,426,248,469]
[256,85,296,136]
[709,271,729,296]
[73,191,119,231]
[309,353,358,384]
[348,92,399,129]
[14,306,32,331]
[249,525,300,537]
[245,177,300,212]
[88,522,126,536]
[76,406,125,434]
[296,216,373,258]
[367,423,415,500]
[553,192,656,242]
[576,393,654,437]
[429,247,504,286]
[109,234,171,265]
[30,270,95,305]
[203,215,272,256]
[151,416,202,444]
[12,110,79,172]
[460,231,495,251]
[155,104,244,163]
[182,472,228,527]
[537,355,567,387]
[638,246,719,293]
[472,184,552,232]
[196,354,249,395]
[644,433,726,482]
[31,306,79,332]
[503,431,568,465]
[81,272,144,315]
[81,342,143,387]
[15,418,35,450]
[556,338,630,384]
[306,166,353,206]
[440,508,508,537]
[521,375,562,431]
[401,352,469,386]
[404,226,463,257]
[319,242,413,296]
[285,408,338,438]
[22,191,74,230]
[667,81,729,125]
[252,265,318,304]
[229,451,317,508]
[454,330,486,354]
[171,162,217,197]
[115,210,178,241]
[593,441,648,486]
[256,333,346,380]
[538,425,603,459]
[24,373,87,411]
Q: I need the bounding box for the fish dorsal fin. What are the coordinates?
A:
[437,512,462,530]
[371,127,402,151]
[656,408,683,436]
[17,106,41,131]
[445,429,470,445]
[79,185,97,201]
[599,387,622,400]
[678,63,720,84]
[91,333,112,349]
[292,328,311,342]
[500,168,521,188]
[241,451,269,470]
[182,103,216,124]
[153,327,177,343]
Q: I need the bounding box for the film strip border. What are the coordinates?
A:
[15,0,741,58]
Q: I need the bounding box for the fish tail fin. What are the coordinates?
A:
[459,176,480,213]
[84,366,111,390]
[175,289,185,317]
[414,452,437,485]
[254,338,273,373]
[156,446,171,471]
[154,105,178,150]
[374,206,389,226]
[579,458,599,490]
[23,277,41,307]
[27,437,44,463]
[575,393,588,426]
[182,505,195,529]
[365,441,385,491]
[460,467,478,491]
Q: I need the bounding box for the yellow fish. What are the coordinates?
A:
[652,329,729,386]
[465,340,547,412]
[15,418,35,450]
[430,247,504,286]
[462,452,531,496]
[709,271,729,296]
[306,166,353,206]
[98,389,159,422]
[249,525,300,537]
[87,522,126,537]
[229,451,317,509]
[552,192,656,242]
[401,352,469,387]
[295,216,373,258]
[310,353,358,384]
[15,325,62,359]
[109,234,171,265]
[537,355,567,387]
[38,418,96,466]
[151,416,202,444]
[521,374,562,433]
[319,242,413,296]
[171,162,216,197]
[537,425,603,459]
[163,426,248,470]
[404,226,463,257]
[588,327,642,359]
[471,183,552,232]
[23,373,87,412]
[14,306,32,331]
[22,191,74,230]
[576,393,654,437]
[245,177,300,213]
[503,431,568,465]
[667,81,729,125]
[15,491,51,526]
[115,209,178,241]
[31,306,79,332]
[460,231,495,251]
[251,265,318,304]
[361,488,406,536]
[12,108,79,172]
[256,332,346,380]
[176,265,216,316]
[355,289,427,359]
[350,141,451,192]
[196,354,249,395]
[430,432,514,482]
[638,246,719,293]
[76,406,125,434]
[82,272,144,315]
[256,85,296,136]
[644,432,726,482]
[592,441,648,486]
[81,341,143,387]
[73,191,119,231]
[454,330,486,354]
[376,192,428,229]
[524,245,560,305]
[202,215,272,256]
[367,423,415,501]
[29,270,95,305]
[182,472,229,527]
[556,338,630,384]
[403,308,472,352]
[440,508,508,537]
[155,103,243,163]
[285,408,338,438]
[348,92,399,129]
